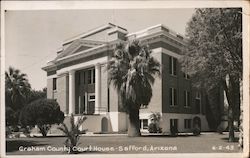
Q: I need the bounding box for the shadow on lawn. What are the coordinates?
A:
[221,137,239,143]
[6,140,49,152]
[141,134,200,138]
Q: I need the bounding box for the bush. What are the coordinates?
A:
[170,127,178,136]
[6,106,18,127]
[19,99,64,136]
[148,123,162,133]
[193,126,201,136]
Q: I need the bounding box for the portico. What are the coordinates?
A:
[55,55,108,115]
[68,63,103,115]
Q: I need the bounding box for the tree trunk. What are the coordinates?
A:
[128,107,141,137]
[38,125,49,137]
[223,76,240,142]
[238,80,243,149]
[228,104,235,142]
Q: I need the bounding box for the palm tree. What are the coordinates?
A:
[108,40,160,137]
[5,67,31,121]
[58,114,87,154]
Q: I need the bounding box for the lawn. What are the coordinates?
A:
[6,132,241,155]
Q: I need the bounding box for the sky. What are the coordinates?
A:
[5,9,195,90]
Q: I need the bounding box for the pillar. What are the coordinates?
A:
[95,63,101,114]
[69,70,75,115]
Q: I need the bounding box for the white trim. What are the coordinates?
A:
[47,74,57,79]
[127,24,185,39]
[56,44,107,62]
[57,56,108,75]
[151,47,182,59]
[63,24,113,45]
[107,27,128,35]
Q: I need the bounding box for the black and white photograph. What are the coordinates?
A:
[1,1,249,158]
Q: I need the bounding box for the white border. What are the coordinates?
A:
[1,1,249,158]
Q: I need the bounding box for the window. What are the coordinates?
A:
[170,119,178,127]
[75,96,86,114]
[184,119,191,129]
[82,71,86,84]
[140,105,147,109]
[77,73,81,85]
[87,68,95,84]
[88,94,95,102]
[184,90,190,107]
[183,73,190,79]
[196,92,201,99]
[53,78,57,90]
[92,69,95,84]
[140,119,148,129]
[88,69,92,84]
[169,56,177,76]
[169,88,177,106]
[195,91,201,114]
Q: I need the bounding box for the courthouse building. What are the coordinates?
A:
[42,23,211,134]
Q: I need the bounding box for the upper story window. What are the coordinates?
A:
[169,87,177,106]
[183,73,190,79]
[87,68,95,84]
[195,91,201,114]
[196,92,201,100]
[53,78,57,90]
[169,56,177,76]
[184,90,190,107]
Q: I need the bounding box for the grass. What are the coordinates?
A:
[6,132,241,155]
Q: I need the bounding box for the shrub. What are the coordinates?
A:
[148,123,162,133]
[170,127,178,136]
[193,126,201,136]
[19,99,64,136]
[58,114,87,154]
[6,106,18,127]
[149,112,162,133]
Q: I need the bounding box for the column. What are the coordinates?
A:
[94,63,101,114]
[69,70,75,115]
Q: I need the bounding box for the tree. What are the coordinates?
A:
[19,99,65,136]
[58,114,87,154]
[108,40,160,137]
[27,88,47,103]
[181,8,242,142]
[5,67,31,126]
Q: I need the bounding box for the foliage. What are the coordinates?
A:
[148,112,162,133]
[6,106,18,126]
[27,88,47,104]
[5,67,31,126]
[181,8,242,142]
[193,126,201,136]
[58,114,87,154]
[19,98,64,136]
[107,40,160,136]
[205,87,224,130]
[148,123,162,133]
[5,67,31,110]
